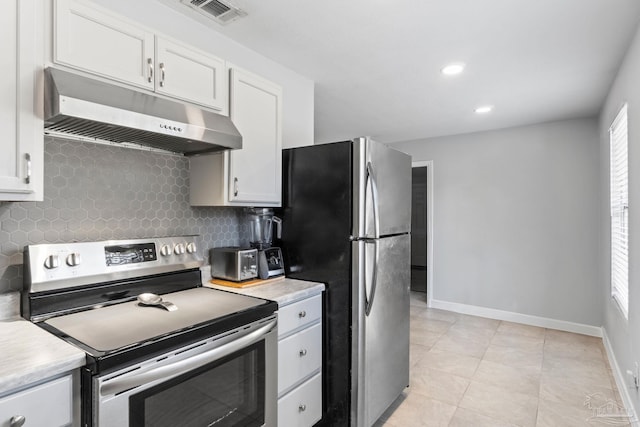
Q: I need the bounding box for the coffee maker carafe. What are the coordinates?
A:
[245,208,284,279]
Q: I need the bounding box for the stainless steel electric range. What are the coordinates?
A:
[22,236,278,427]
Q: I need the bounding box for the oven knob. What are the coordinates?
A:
[160,244,172,257]
[174,243,186,255]
[66,253,81,267]
[186,242,197,254]
[44,255,59,270]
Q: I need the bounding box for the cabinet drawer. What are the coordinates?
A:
[0,375,72,427]
[278,322,322,395]
[278,373,322,427]
[278,294,322,337]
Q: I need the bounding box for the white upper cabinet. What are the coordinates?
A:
[54,0,154,90]
[189,66,282,206]
[53,0,227,113]
[228,67,283,204]
[155,37,226,112]
[0,0,43,201]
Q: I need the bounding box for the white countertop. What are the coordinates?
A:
[205,277,325,306]
[0,318,86,396]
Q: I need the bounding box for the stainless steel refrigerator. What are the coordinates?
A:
[277,137,411,427]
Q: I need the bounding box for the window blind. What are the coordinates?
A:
[610,103,629,318]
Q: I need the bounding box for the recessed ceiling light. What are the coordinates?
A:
[441,62,466,76]
[474,105,493,114]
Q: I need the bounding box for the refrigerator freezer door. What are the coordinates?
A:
[353,137,412,238]
[352,234,410,427]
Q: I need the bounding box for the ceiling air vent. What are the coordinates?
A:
[181,0,247,25]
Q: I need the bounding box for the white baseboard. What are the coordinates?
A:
[602,328,639,426]
[430,298,602,337]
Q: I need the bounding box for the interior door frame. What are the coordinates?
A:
[411,160,434,307]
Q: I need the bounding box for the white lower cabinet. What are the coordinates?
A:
[0,375,73,427]
[278,373,322,427]
[277,294,322,337]
[278,323,322,395]
[277,294,322,427]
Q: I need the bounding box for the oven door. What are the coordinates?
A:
[94,317,277,427]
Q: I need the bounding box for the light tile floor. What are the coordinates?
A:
[374,292,634,427]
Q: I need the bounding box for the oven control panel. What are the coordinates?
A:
[105,243,157,266]
[25,236,204,293]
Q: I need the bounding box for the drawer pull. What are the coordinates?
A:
[299,404,307,412]
[299,349,307,357]
[298,310,307,318]
[10,415,26,427]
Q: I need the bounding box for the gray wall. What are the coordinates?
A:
[599,22,640,414]
[394,117,601,326]
[0,137,251,293]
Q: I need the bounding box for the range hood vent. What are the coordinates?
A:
[181,0,247,25]
[44,68,242,155]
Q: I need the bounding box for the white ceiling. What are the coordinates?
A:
[174,0,640,144]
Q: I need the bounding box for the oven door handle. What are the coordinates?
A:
[99,319,277,397]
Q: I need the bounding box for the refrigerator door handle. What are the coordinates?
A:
[366,162,381,239]
[364,238,379,316]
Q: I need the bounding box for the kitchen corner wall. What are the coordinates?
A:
[0,136,250,293]
[394,117,601,327]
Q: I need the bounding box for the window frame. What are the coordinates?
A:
[609,103,629,319]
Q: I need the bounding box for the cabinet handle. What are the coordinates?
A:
[299,349,307,357]
[24,153,31,184]
[147,58,153,83]
[10,415,26,427]
[299,404,306,412]
[159,63,165,87]
[234,177,239,196]
[298,310,306,318]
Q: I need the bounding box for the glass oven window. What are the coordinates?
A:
[129,341,265,427]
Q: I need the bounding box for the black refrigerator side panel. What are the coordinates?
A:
[277,141,352,427]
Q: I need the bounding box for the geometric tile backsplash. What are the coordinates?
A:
[0,136,251,293]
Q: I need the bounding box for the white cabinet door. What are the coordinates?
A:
[155,37,227,112]
[0,375,73,427]
[189,67,282,206]
[228,67,282,204]
[54,0,154,90]
[0,0,43,201]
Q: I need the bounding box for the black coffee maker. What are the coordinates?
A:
[245,208,284,279]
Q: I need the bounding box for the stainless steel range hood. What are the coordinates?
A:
[43,68,242,155]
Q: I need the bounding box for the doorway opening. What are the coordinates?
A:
[411,161,433,306]
[411,167,427,293]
